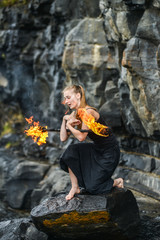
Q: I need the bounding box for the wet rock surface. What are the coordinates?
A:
[131,190,160,240]
[31,188,140,239]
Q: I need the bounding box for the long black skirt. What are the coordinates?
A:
[60,142,120,194]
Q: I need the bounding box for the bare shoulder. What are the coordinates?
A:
[86,108,100,121]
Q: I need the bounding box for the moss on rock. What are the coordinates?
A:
[43,210,110,228]
[0,0,27,7]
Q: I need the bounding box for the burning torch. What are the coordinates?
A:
[24,108,109,146]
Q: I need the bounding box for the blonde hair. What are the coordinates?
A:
[63,85,87,108]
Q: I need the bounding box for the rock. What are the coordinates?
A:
[0,0,160,207]
[6,160,50,209]
[136,8,160,45]
[114,167,160,200]
[119,151,160,175]
[0,148,50,209]
[53,0,100,18]
[0,201,7,221]
[0,199,30,222]
[118,72,147,137]
[114,147,160,199]
[22,138,47,159]
[11,160,49,180]
[45,146,63,164]
[0,150,20,195]
[31,188,140,239]
[0,218,48,240]
[62,17,121,127]
[30,166,70,208]
[120,7,160,137]
[103,6,144,43]
[100,0,147,11]
[152,0,160,9]
[119,135,160,158]
[99,100,121,128]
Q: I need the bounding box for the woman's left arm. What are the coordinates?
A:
[66,119,89,142]
[66,108,98,141]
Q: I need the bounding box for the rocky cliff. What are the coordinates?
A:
[0,0,160,207]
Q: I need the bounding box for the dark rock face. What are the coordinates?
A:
[0,149,50,209]
[0,218,48,240]
[31,188,140,239]
[0,0,160,221]
[0,2,160,240]
[0,0,101,127]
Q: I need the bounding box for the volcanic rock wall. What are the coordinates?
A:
[0,0,160,199]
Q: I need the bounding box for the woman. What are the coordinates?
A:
[60,85,123,201]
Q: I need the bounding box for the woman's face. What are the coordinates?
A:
[63,89,81,110]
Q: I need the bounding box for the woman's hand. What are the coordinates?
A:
[63,111,75,121]
[63,112,81,128]
[66,118,81,128]
[66,118,88,142]
[60,112,75,142]
[63,114,71,121]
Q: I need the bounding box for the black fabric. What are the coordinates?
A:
[60,115,120,194]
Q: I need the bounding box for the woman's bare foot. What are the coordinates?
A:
[65,186,81,201]
[113,178,124,188]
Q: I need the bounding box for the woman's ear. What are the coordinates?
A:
[76,93,81,99]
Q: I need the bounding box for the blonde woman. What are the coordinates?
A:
[60,85,123,200]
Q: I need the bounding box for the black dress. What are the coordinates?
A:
[60,114,120,194]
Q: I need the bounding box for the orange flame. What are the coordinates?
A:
[61,99,69,114]
[61,100,66,105]
[77,108,109,137]
[25,116,33,124]
[24,116,48,146]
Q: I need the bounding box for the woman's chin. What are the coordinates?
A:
[69,104,77,110]
[70,106,75,110]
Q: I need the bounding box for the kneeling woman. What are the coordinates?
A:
[60,85,123,201]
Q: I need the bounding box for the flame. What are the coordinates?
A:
[24,116,48,145]
[61,99,69,114]
[25,116,33,124]
[61,99,66,105]
[77,108,109,137]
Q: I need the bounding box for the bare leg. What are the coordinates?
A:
[113,178,124,188]
[66,168,80,201]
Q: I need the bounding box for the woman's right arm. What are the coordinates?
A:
[60,112,75,141]
[60,112,81,142]
[60,116,70,142]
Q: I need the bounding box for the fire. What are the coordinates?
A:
[78,108,109,137]
[24,116,48,145]
[61,99,66,105]
[61,100,69,114]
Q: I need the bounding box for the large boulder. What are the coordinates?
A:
[31,188,140,239]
